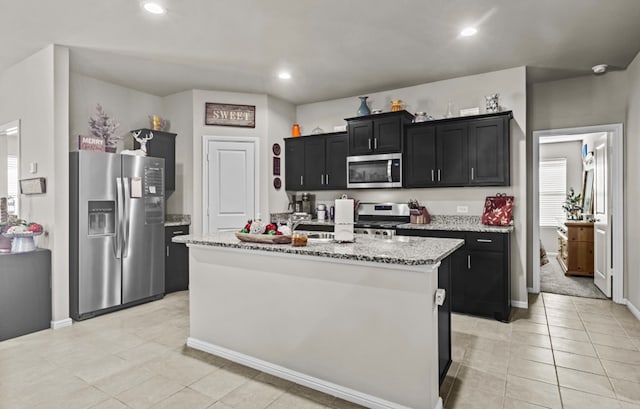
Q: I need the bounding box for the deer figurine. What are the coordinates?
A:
[121,130,154,156]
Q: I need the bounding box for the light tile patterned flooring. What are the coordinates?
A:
[1,291,640,408]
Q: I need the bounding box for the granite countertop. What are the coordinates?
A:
[173,232,463,266]
[165,214,191,227]
[397,215,514,234]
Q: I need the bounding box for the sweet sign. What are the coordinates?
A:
[205,103,256,128]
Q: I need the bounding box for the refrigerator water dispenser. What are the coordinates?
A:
[88,200,115,236]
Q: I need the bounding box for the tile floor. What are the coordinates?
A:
[1,291,639,409]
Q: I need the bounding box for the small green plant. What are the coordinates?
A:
[562,188,582,220]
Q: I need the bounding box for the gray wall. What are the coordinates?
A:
[296,67,529,306]
[625,51,640,308]
[538,141,583,254]
[527,69,629,290]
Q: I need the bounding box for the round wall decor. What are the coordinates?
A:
[272,143,281,156]
[273,177,282,190]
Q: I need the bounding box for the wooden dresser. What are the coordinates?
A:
[556,221,594,276]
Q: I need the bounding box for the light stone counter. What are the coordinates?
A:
[397,215,514,234]
[173,231,463,266]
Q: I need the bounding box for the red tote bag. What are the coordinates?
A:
[482,194,514,226]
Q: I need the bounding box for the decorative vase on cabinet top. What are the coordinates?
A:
[357,96,370,116]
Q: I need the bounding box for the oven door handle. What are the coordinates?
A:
[387,160,392,182]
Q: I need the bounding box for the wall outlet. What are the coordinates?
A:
[456,206,469,214]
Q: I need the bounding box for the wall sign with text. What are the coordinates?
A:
[205,103,256,128]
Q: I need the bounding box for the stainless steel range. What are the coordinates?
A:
[355,203,410,237]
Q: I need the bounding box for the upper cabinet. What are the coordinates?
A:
[284,132,348,191]
[404,111,511,188]
[133,129,177,193]
[345,111,414,155]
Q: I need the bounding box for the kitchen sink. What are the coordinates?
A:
[298,232,335,243]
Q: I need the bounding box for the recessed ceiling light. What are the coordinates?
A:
[460,27,478,37]
[143,2,166,14]
[278,72,292,80]
[592,64,608,74]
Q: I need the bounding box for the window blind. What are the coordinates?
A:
[7,155,17,214]
[539,159,567,226]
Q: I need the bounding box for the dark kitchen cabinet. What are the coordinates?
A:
[404,111,511,188]
[285,132,348,191]
[396,229,511,322]
[468,117,510,185]
[133,129,176,193]
[165,225,189,293]
[285,137,305,190]
[404,122,468,186]
[345,111,414,155]
[438,256,452,386]
[1,249,51,341]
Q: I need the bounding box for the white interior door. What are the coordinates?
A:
[206,139,255,232]
[593,135,611,297]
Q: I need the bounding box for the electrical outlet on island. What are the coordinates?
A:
[456,206,469,214]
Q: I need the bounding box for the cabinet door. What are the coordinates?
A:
[285,138,306,190]
[165,226,189,294]
[304,137,326,190]
[464,251,507,320]
[324,133,348,189]
[348,120,373,155]
[468,117,509,185]
[404,125,437,187]
[373,116,402,153]
[438,256,452,385]
[437,123,469,185]
[138,130,176,192]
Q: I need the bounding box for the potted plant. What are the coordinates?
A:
[88,104,121,152]
[562,188,583,220]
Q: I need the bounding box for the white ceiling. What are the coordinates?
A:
[3,0,640,104]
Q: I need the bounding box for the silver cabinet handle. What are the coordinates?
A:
[166,245,170,257]
[172,230,184,235]
[300,175,303,185]
[122,177,131,258]
[476,238,493,243]
[438,169,441,182]
[374,138,378,150]
[471,167,475,180]
[431,169,434,182]
[326,174,329,185]
[467,255,471,269]
[368,138,372,150]
[321,174,324,185]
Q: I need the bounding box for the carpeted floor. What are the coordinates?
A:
[540,256,607,299]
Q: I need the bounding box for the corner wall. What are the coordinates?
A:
[625,51,640,307]
[0,45,70,322]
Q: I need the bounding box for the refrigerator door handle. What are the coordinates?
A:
[122,177,131,258]
[115,177,123,259]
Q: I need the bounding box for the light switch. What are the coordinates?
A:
[435,288,446,306]
[29,162,37,174]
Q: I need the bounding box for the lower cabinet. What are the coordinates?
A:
[438,256,452,386]
[165,225,190,293]
[397,229,511,322]
[0,249,52,341]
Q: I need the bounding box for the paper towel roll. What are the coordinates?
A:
[334,197,354,224]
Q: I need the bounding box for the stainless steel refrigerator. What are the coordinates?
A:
[70,151,165,320]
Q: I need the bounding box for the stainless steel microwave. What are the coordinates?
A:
[346,153,402,188]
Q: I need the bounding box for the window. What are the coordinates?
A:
[539,159,567,226]
[7,155,17,215]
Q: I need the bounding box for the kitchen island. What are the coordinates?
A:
[174,232,463,409]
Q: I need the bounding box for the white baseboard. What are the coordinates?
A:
[527,287,536,293]
[625,299,640,321]
[50,318,72,329]
[512,300,528,309]
[187,337,441,409]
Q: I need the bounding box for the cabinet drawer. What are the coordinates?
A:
[567,226,593,242]
[465,232,505,251]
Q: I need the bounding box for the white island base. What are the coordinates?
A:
[187,244,445,409]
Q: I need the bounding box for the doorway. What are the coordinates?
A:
[532,124,624,303]
[202,136,259,233]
